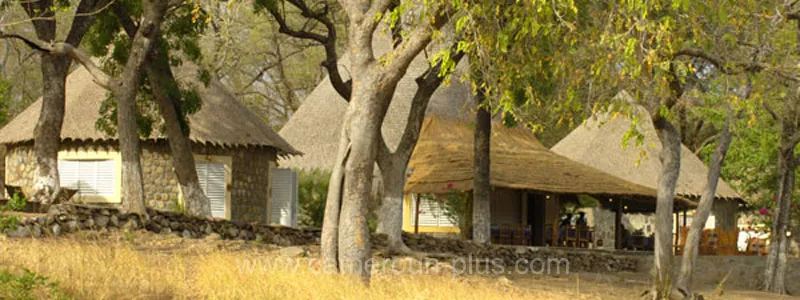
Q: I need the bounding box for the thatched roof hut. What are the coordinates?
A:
[405,115,696,211]
[278,31,473,170]
[0,63,299,155]
[551,106,741,202]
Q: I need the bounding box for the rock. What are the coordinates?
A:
[205,233,223,241]
[227,227,239,238]
[50,224,62,237]
[123,219,140,231]
[169,222,181,230]
[182,230,194,239]
[161,227,172,235]
[82,218,95,229]
[95,215,110,228]
[6,226,31,238]
[276,246,307,258]
[109,215,119,227]
[31,224,43,238]
[64,220,79,233]
[273,235,292,246]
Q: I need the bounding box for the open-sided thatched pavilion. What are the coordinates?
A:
[404,115,696,247]
[551,106,744,232]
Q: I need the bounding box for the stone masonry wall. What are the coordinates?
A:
[4,141,278,224]
[5,144,35,197]
[230,147,275,223]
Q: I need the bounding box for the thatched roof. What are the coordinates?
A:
[278,31,473,170]
[0,63,299,156]
[405,115,696,210]
[551,106,742,202]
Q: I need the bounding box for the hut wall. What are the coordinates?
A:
[490,188,522,225]
[230,147,276,223]
[4,144,35,197]
[3,141,279,223]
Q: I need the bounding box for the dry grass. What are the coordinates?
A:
[0,232,591,300]
[1,232,792,300]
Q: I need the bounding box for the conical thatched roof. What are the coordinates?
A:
[551,106,741,202]
[405,115,696,210]
[0,63,299,156]
[278,31,473,170]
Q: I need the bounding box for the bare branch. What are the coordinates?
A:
[0,31,111,88]
[383,2,453,83]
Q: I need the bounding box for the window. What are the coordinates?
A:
[196,162,227,218]
[410,195,456,227]
[58,159,116,197]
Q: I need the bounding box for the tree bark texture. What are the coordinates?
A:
[375,156,411,254]
[114,0,169,215]
[23,0,109,203]
[675,116,733,296]
[652,116,681,298]
[764,116,796,294]
[113,4,212,217]
[472,94,492,244]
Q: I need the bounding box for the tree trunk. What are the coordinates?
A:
[115,1,169,215]
[764,124,796,294]
[652,117,681,298]
[31,56,70,204]
[675,116,733,296]
[112,6,212,217]
[145,47,210,217]
[472,94,492,244]
[321,118,351,273]
[375,156,412,254]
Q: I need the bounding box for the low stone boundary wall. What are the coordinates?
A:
[5,204,321,246]
[375,233,641,273]
[5,204,639,274]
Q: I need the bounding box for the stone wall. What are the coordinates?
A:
[230,147,275,223]
[5,144,35,197]
[3,141,278,223]
[6,204,320,246]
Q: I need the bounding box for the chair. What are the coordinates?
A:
[577,226,595,248]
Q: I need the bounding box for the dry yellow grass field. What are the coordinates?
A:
[0,231,793,300]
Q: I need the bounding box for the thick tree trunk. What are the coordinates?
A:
[115,1,169,215]
[764,128,795,294]
[338,81,392,281]
[652,117,681,298]
[146,47,210,217]
[113,6,212,217]
[321,116,351,273]
[675,116,733,296]
[472,95,492,244]
[375,157,411,254]
[31,56,70,204]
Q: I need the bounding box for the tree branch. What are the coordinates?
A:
[382,2,453,81]
[0,32,111,88]
[674,47,765,75]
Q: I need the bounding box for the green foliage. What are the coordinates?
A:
[85,0,209,138]
[433,188,471,229]
[296,169,330,228]
[0,192,27,233]
[0,268,68,300]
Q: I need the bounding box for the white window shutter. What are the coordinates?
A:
[58,160,116,197]
[410,196,456,227]
[270,168,298,226]
[196,162,226,219]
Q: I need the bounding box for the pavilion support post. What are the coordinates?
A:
[615,200,623,250]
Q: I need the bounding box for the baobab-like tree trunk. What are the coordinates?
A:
[114,0,170,215]
[472,92,492,244]
[675,115,733,296]
[375,156,411,254]
[764,115,797,294]
[375,49,465,253]
[21,0,109,204]
[113,5,212,217]
[31,57,69,204]
[651,116,681,298]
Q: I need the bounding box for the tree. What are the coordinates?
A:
[3,0,174,215]
[7,0,113,204]
[259,0,466,255]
